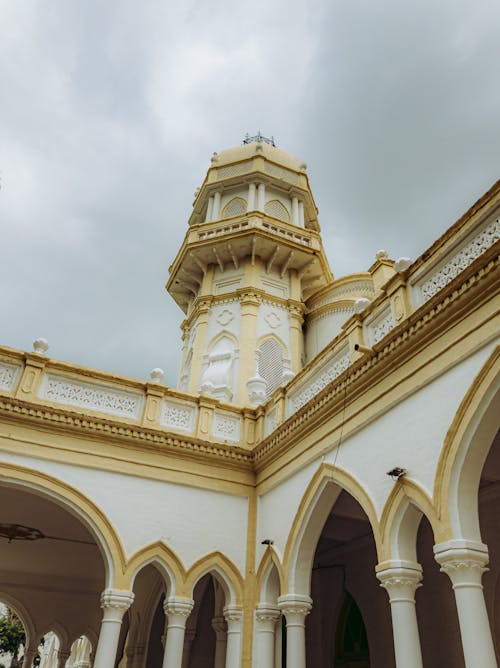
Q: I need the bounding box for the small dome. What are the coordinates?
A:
[213,141,305,172]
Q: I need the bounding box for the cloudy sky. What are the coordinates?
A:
[1,0,499,385]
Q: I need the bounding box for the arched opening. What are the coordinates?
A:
[0,602,29,667]
[0,482,107,666]
[305,490,388,667]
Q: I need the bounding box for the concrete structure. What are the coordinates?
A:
[0,136,499,667]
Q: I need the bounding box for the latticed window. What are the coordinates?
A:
[258,338,284,398]
[264,199,290,222]
[222,197,247,219]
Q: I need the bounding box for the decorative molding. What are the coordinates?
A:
[0,361,22,393]
[160,399,197,433]
[212,411,241,443]
[39,373,144,419]
[100,589,135,610]
[365,305,395,346]
[288,346,351,413]
[265,405,279,437]
[265,162,299,184]
[216,161,252,179]
[416,216,499,303]
[310,281,375,309]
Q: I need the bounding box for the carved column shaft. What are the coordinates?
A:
[435,541,497,668]
[162,597,194,668]
[278,594,312,668]
[376,562,423,668]
[255,604,280,668]
[93,589,135,668]
[223,606,243,668]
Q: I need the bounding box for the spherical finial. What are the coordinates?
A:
[353,298,371,314]
[150,368,165,383]
[33,338,49,354]
[393,257,413,272]
[376,250,389,260]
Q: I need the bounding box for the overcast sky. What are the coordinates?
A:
[1,0,499,385]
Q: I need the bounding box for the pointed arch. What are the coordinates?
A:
[283,463,380,595]
[206,330,239,353]
[265,199,290,223]
[434,346,500,540]
[379,480,443,562]
[0,592,36,646]
[0,462,125,588]
[183,551,244,606]
[123,540,185,594]
[256,548,285,604]
[39,619,70,652]
[222,197,247,219]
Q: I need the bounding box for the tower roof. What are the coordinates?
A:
[212,139,306,173]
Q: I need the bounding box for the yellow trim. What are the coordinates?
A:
[282,463,381,591]
[183,551,245,605]
[255,547,285,599]
[122,541,186,592]
[0,461,126,587]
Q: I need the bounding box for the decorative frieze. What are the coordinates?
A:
[212,411,241,443]
[0,361,22,393]
[416,217,499,303]
[160,399,197,433]
[365,305,395,346]
[216,161,252,179]
[39,373,144,419]
[288,346,351,413]
[265,405,279,436]
[264,162,299,184]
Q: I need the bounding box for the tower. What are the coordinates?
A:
[166,134,333,406]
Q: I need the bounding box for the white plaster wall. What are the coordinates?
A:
[256,301,291,352]
[257,342,496,561]
[259,267,289,299]
[212,267,245,296]
[0,453,249,576]
[204,299,242,349]
[305,308,354,360]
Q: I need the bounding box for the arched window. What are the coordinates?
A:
[335,593,370,667]
[222,197,247,219]
[258,338,284,399]
[265,199,290,223]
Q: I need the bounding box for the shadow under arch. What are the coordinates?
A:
[123,540,186,595]
[38,619,70,652]
[183,551,244,606]
[0,592,36,647]
[434,346,500,541]
[283,463,381,595]
[256,547,285,604]
[0,461,126,588]
[379,479,444,563]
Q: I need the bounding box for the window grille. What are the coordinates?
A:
[265,199,290,222]
[258,339,284,398]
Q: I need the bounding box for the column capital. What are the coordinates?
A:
[278,593,312,619]
[163,596,195,619]
[100,588,135,611]
[376,561,422,602]
[434,540,489,586]
[223,605,244,625]
[255,604,281,624]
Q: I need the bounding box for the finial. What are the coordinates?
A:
[242,132,277,147]
[150,368,165,383]
[353,298,371,314]
[393,257,413,272]
[376,250,389,260]
[33,338,49,354]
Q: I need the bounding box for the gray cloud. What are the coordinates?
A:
[1,0,499,384]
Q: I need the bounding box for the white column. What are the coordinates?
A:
[434,540,497,668]
[22,646,38,668]
[93,589,134,668]
[278,594,312,668]
[255,604,280,668]
[247,183,256,211]
[162,597,194,668]
[211,616,227,668]
[298,201,305,227]
[205,196,214,222]
[223,606,243,668]
[291,197,299,226]
[257,183,266,211]
[212,191,222,220]
[376,561,423,668]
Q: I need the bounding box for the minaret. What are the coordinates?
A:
[166,134,332,406]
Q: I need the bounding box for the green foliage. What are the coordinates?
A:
[0,609,25,667]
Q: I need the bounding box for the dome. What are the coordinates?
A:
[212,139,306,173]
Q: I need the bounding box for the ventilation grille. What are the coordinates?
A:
[222,197,247,218]
[216,161,251,179]
[265,199,290,223]
[258,339,284,398]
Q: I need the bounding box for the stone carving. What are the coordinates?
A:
[0,362,22,392]
[40,374,143,419]
[289,348,351,412]
[311,282,374,309]
[264,310,282,329]
[216,308,235,326]
[419,218,499,301]
[216,161,251,179]
[212,412,241,442]
[265,405,279,436]
[160,400,197,432]
[366,306,395,345]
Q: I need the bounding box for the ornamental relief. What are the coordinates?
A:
[0,361,22,392]
[289,348,351,413]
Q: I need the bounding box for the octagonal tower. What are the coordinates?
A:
[166,135,333,406]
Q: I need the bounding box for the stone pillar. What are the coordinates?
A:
[162,597,194,668]
[212,616,227,668]
[376,561,423,668]
[223,606,243,668]
[205,196,214,222]
[57,649,71,668]
[255,604,281,668]
[212,191,222,220]
[93,589,134,668]
[247,183,256,211]
[298,201,305,227]
[278,594,312,668]
[434,540,497,668]
[257,183,266,211]
[22,646,38,668]
[291,197,299,226]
